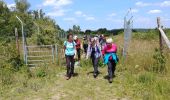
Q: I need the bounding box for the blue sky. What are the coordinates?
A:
[5,0,170,31]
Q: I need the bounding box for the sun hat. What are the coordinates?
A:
[73,35,78,40]
[106,38,113,43]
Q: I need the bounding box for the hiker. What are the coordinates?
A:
[83,35,88,56]
[102,38,119,83]
[86,37,102,78]
[99,34,106,51]
[64,34,77,80]
[74,35,81,62]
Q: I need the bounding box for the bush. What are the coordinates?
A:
[133,30,158,40]
[152,48,166,73]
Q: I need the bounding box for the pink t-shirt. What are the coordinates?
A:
[102,44,117,55]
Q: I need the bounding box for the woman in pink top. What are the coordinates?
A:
[102,38,119,83]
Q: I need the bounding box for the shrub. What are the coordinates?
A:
[133,30,158,40]
[152,48,166,73]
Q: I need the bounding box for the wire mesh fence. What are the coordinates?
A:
[123,12,133,58]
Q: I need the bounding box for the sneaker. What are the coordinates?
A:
[108,78,113,83]
[65,75,71,80]
[93,73,98,78]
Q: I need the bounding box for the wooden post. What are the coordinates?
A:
[157,17,163,52]
[15,28,20,57]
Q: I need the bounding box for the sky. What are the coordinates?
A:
[5,0,170,31]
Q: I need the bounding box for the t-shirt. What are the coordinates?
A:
[64,41,76,56]
[102,43,117,55]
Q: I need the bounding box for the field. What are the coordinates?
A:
[0,32,170,100]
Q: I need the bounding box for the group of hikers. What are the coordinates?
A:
[63,33,119,83]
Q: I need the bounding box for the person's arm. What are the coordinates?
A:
[74,42,77,58]
[63,41,66,51]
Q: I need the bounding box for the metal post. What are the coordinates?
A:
[16,16,26,63]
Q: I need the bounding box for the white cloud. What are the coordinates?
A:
[135,1,170,7]
[75,11,83,16]
[43,0,73,17]
[135,1,151,7]
[47,9,66,17]
[161,1,170,7]
[85,17,95,21]
[43,0,72,8]
[7,4,16,9]
[148,10,162,14]
[131,9,139,13]
[74,11,96,21]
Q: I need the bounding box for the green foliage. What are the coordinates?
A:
[0,63,14,85]
[72,25,81,34]
[152,48,166,73]
[35,66,47,78]
[155,80,170,95]
[15,0,30,13]
[133,29,158,40]
[137,72,156,85]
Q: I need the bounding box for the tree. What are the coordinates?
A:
[15,0,30,13]
[85,30,91,34]
[39,9,45,19]
[72,25,80,34]
[0,1,11,36]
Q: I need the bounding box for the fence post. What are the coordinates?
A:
[15,28,20,57]
[25,46,28,65]
[157,17,163,53]
[52,45,55,63]
[55,44,58,64]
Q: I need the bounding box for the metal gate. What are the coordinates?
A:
[25,45,55,66]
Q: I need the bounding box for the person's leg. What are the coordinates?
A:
[112,61,116,77]
[85,44,88,54]
[107,60,113,83]
[70,55,75,76]
[83,44,86,53]
[91,56,99,78]
[77,48,81,61]
[94,57,99,74]
[66,56,71,78]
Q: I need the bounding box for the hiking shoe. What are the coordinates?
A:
[108,78,113,83]
[93,73,98,78]
[65,75,71,80]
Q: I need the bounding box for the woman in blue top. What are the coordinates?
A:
[64,34,76,80]
[86,37,102,78]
